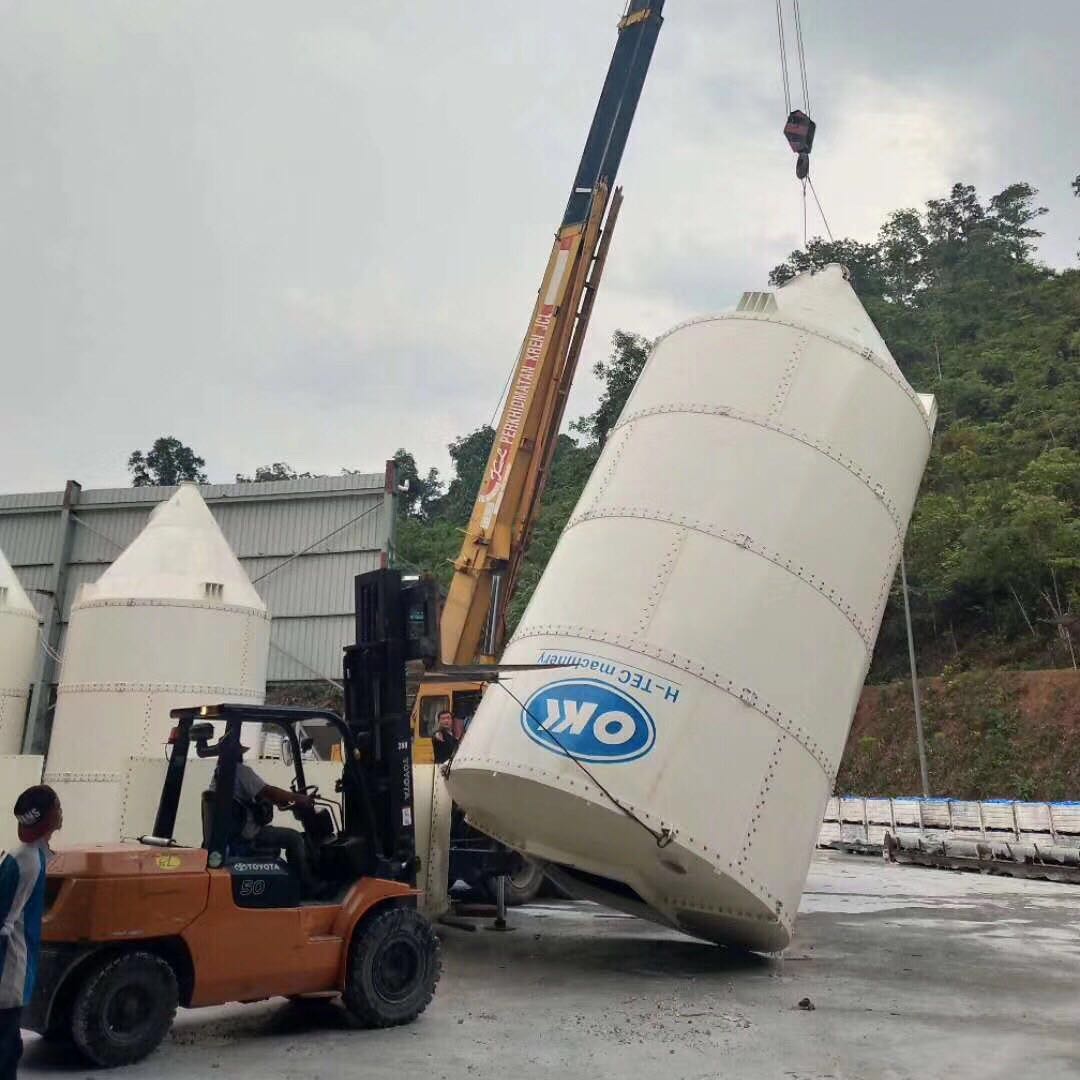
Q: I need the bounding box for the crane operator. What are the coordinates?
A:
[431,710,460,765]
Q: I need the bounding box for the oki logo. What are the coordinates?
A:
[521,679,655,763]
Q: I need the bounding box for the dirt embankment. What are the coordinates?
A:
[838,668,1080,800]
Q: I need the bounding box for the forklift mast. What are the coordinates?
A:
[345,570,440,881]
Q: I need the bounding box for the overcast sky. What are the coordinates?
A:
[2,1,1077,493]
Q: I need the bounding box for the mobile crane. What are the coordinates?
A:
[408,0,667,909]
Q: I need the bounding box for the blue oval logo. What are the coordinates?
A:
[520,679,655,763]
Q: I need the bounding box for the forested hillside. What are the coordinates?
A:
[394,180,1080,683]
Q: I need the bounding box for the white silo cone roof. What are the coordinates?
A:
[0,546,36,615]
[79,483,266,610]
[774,263,894,364]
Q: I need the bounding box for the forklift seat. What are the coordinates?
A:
[200,790,278,857]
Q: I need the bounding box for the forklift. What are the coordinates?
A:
[25,570,442,1068]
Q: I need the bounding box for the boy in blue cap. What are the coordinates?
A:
[1,786,62,1079]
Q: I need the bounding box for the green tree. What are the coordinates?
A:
[988,183,1048,262]
[572,331,651,447]
[1074,173,1080,257]
[391,449,443,520]
[436,427,495,526]
[128,436,208,487]
[769,237,885,296]
[235,462,313,483]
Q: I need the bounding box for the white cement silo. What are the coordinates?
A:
[449,266,935,950]
[46,484,270,843]
[0,547,38,754]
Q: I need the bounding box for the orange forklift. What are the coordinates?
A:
[25,570,442,1067]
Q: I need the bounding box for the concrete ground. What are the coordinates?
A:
[21,851,1080,1080]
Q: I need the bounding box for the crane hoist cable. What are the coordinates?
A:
[807,176,835,242]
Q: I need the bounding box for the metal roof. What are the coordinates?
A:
[0,472,394,683]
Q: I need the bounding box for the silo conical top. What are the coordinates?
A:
[47,483,271,840]
[0,546,36,617]
[78,483,266,610]
[769,264,893,361]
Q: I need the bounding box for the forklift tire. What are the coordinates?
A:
[342,907,441,1028]
[485,854,545,907]
[70,951,178,1068]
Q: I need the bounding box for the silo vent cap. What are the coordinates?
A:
[204,581,224,601]
[737,291,777,314]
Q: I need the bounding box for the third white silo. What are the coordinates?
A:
[449,265,935,951]
[46,483,270,844]
[0,546,38,754]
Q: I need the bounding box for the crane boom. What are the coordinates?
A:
[439,1,666,665]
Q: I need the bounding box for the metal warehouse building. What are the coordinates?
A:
[0,468,396,751]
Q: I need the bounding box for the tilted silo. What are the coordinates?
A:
[46,483,270,843]
[0,546,38,754]
[449,265,936,950]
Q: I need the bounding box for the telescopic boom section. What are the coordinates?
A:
[439,1,665,666]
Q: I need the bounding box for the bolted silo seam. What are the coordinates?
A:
[44,771,123,783]
[71,598,271,619]
[768,331,809,419]
[241,616,251,684]
[611,402,906,535]
[657,896,785,928]
[585,427,630,512]
[873,535,904,631]
[508,624,836,778]
[649,312,933,433]
[121,759,135,826]
[424,762,450,902]
[563,506,875,650]
[637,528,687,639]
[140,692,154,756]
[57,681,264,696]
[738,734,786,867]
[0,687,27,698]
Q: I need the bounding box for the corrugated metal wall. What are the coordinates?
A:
[0,473,394,684]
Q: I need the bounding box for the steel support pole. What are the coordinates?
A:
[494,874,508,931]
[900,554,930,798]
[381,459,398,569]
[25,480,80,755]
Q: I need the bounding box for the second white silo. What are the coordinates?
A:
[0,547,38,754]
[46,483,270,843]
[450,266,935,950]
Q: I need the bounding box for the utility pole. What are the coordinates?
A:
[900,554,930,798]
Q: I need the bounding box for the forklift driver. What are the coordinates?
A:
[209,738,318,895]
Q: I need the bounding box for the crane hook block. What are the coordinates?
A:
[784,109,816,155]
[784,109,815,180]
